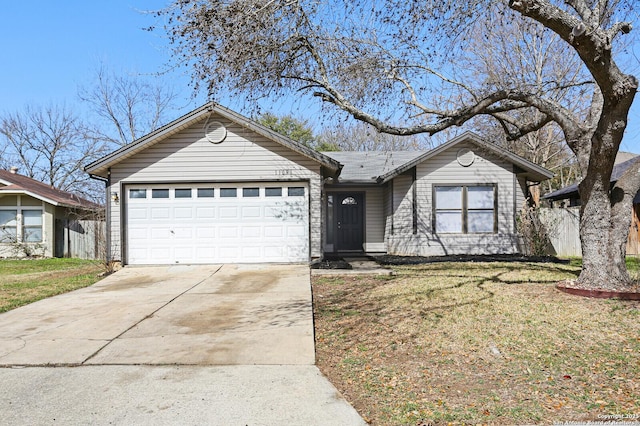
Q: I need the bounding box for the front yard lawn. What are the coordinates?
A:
[312,261,640,425]
[0,258,104,313]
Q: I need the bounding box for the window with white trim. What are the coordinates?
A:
[22,210,43,242]
[434,185,496,234]
[0,208,43,243]
[0,210,18,242]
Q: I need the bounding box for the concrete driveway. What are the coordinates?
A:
[0,264,314,365]
[0,264,366,425]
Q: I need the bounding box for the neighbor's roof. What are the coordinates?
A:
[85,102,342,177]
[544,154,640,201]
[0,170,100,210]
[323,151,427,183]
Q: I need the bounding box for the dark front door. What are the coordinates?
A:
[335,193,364,251]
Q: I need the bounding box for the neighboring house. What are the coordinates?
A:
[0,169,101,258]
[544,154,640,255]
[84,102,553,265]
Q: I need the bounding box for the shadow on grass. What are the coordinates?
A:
[314,262,582,329]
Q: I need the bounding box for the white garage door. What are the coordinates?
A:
[125,183,309,264]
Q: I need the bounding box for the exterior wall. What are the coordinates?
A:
[108,114,324,262]
[324,185,386,252]
[387,142,525,256]
[43,203,54,257]
[0,194,53,258]
[389,173,414,236]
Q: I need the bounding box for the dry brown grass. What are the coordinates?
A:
[312,262,640,425]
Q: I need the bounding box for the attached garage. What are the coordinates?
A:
[85,103,342,266]
[125,183,309,264]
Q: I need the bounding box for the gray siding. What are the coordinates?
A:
[108,114,323,262]
[391,173,414,235]
[387,142,525,256]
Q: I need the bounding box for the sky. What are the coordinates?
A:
[1,1,640,154]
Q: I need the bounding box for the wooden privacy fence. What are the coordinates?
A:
[55,218,106,260]
[538,207,581,257]
[538,206,640,257]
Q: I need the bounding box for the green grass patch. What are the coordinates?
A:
[313,261,640,425]
[0,258,104,313]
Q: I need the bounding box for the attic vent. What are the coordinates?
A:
[205,121,227,144]
[456,148,475,167]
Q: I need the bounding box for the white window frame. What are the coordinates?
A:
[433,184,497,234]
[0,199,44,244]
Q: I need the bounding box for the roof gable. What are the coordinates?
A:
[0,170,100,210]
[85,102,342,177]
[376,131,553,183]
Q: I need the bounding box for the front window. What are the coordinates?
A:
[0,210,18,242]
[0,209,43,243]
[22,210,43,242]
[434,185,496,234]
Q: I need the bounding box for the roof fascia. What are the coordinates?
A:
[0,189,59,206]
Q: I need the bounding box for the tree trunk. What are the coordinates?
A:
[578,184,633,290]
[577,96,637,291]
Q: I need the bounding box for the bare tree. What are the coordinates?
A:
[319,121,432,151]
[78,64,179,146]
[462,12,586,194]
[159,0,639,292]
[0,104,109,198]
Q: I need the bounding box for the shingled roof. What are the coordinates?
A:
[544,155,640,202]
[323,151,427,183]
[0,170,100,210]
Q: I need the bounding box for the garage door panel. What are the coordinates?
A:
[196,207,216,219]
[241,226,261,238]
[263,226,284,238]
[127,183,309,264]
[195,247,216,259]
[241,246,261,258]
[150,247,171,261]
[219,207,239,218]
[128,228,148,240]
[197,227,216,238]
[174,247,194,260]
[219,227,238,238]
[174,207,194,219]
[287,226,306,237]
[241,206,261,218]
[150,207,171,219]
[150,228,171,239]
[128,208,148,220]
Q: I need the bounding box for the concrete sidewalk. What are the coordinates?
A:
[0,365,365,426]
[0,264,367,425]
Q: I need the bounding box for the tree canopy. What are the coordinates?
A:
[256,112,339,151]
[159,0,640,292]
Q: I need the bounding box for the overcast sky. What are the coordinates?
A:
[1,1,639,153]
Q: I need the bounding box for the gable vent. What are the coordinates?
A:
[457,148,475,167]
[205,121,227,144]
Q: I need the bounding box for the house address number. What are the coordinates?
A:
[275,169,295,176]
